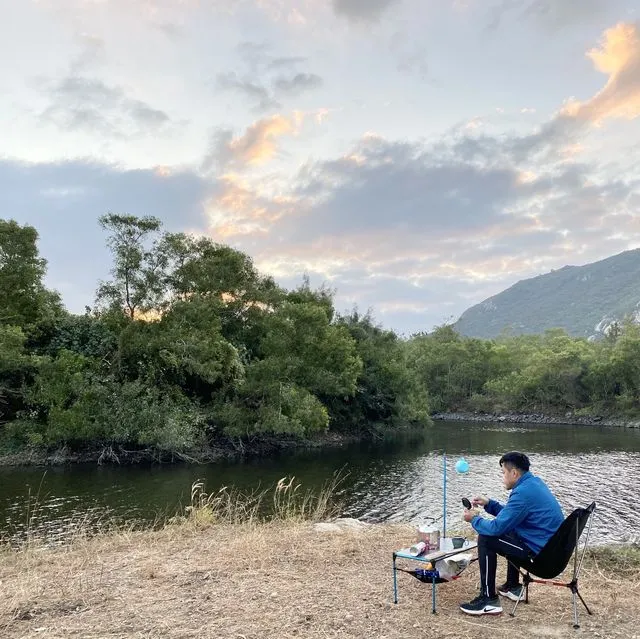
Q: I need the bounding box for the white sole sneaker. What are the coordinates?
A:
[498,588,523,602]
[459,604,503,616]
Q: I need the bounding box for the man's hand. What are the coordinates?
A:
[472,495,489,507]
[463,509,476,523]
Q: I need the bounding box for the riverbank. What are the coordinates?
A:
[0,429,368,467]
[2,410,639,468]
[1,521,639,638]
[432,411,640,428]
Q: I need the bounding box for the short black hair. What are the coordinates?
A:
[499,451,530,473]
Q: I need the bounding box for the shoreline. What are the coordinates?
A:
[2,410,640,467]
[0,429,367,468]
[432,411,640,428]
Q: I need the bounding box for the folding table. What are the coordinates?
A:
[392,537,478,614]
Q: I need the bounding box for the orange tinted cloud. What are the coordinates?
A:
[222,114,297,169]
[563,22,640,123]
[205,173,299,238]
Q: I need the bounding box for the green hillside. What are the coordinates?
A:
[454,249,640,339]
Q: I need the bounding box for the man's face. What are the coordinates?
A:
[501,464,521,490]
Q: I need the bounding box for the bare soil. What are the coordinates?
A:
[1,522,639,638]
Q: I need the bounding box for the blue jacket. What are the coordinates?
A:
[471,471,564,554]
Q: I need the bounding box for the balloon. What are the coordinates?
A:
[455,458,469,474]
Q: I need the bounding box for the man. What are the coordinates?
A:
[459,451,564,616]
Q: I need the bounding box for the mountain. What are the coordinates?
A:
[454,249,640,339]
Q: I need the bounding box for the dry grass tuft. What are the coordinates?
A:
[183,473,343,527]
[1,520,640,638]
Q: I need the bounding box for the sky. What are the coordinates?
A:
[2,0,640,335]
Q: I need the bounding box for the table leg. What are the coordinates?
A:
[393,555,398,604]
[432,575,436,614]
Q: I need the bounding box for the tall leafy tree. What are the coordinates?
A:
[326,312,430,432]
[0,325,39,424]
[96,214,164,319]
[0,219,61,328]
[159,233,282,355]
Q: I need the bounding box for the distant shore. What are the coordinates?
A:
[432,411,640,428]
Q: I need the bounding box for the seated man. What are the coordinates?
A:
[459,451,564,616]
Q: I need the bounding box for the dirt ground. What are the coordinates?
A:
[1,521,639,638]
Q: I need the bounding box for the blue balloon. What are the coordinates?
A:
[455,458,470,474]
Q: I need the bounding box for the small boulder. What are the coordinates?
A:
[312,517,369,533]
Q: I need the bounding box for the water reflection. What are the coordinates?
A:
[1,421,639,545]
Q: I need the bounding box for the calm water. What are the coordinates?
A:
[1,421,640,545]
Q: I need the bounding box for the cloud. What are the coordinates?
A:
[217,43,323,112]
[201,114,297,172]
[154,22,185,39]
[0,158,212,312]
[29,32,171,140]
[205,174,299,238]
[332,0,401,23]
[486,0,622,31]
[389,30,430,80]
[448,24,640,166]
[290,135,521,242]
[204,109,640,331]
[217,72,281,112]
[273,73,323,95]
[69,33,105,74]
[41,76,171,138]
[268,56,308,70]
[563,22,640,123]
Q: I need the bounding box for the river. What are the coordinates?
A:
[1,420,639,545]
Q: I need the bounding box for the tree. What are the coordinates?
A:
[0,325,39,424]
[116,296,244,400]
[159,233,282,355]
[96,214,164,319]
[608,322,640,410]
[326,312,430,432]
[18,351,205,453]
[211,298,362,439]
[0,219,62,328]
[258,301,362,397]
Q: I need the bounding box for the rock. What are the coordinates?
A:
[313,523,342,533]
[312,518,369,533]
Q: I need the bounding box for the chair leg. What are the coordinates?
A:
[509,571,532,617]
[575,588,592,615]
[509,576,529,618]
[510,586,526,617]
[506,563,531,618]
[572,589,579,629]
[570,509,595,629]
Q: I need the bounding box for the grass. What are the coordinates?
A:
[1,480,640,638]
[184,472,343,527]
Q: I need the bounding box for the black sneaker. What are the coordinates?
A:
[498,583,524,602]
[459,594,503,616]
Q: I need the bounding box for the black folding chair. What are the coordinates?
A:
[507,502,596,629]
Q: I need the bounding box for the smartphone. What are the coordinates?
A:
[462,497,472,509]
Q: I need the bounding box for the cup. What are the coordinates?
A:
[451,536,465,549]
[417,525,440,551]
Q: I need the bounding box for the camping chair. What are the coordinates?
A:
[507,502,596,629]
